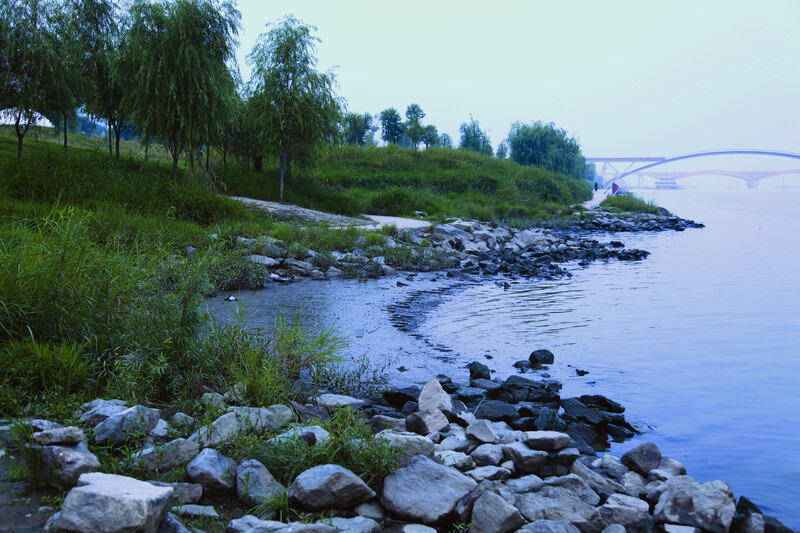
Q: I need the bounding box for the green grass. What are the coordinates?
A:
[219,144,594,224]
[600,193,670,215]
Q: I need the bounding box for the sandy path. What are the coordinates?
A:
[231,196,432,231]
[582,189,609,208]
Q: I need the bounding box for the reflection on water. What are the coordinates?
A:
[419,189,800,527]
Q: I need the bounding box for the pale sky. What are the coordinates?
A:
[234,0,799,161]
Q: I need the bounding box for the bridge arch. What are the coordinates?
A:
[609,149,800,182]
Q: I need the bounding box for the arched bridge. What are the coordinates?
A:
[587,149,800,187]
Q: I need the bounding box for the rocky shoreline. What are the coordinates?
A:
[0,364,793,533]
[235,209,704,285]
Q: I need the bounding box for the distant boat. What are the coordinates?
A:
[654,178,683,190]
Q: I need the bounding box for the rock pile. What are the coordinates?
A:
[4,377,794,533]
[224,209,701,285]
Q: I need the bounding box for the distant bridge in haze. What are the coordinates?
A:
[587,149,800,188]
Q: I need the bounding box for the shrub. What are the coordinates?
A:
[600,194,669,215]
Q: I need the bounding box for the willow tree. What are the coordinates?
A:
[248,16,342,201]
[508,121,586,181]
[0,0,73,158]
[125,0,240,175]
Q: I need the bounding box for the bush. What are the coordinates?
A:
[600,194,669,215]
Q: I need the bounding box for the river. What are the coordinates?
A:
[209,185,800,528]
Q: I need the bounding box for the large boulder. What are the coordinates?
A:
[515,486,604,533]
[38,441,100,488]
[186,448,236,495]
[653,479,737,533]
[374,430,434,467]
[77,399,128,427]
[523,431,571,452]
[288,464,376,511]
[57,473,173,533]
[34,427,85,446]
[188,412,241,448]
[93,405,159,445]
[620,442,662,476]
[418,380,453,414]
[470,490,526,533]
[236,459,286,507]
[406,409,449,435]
[131,438,199,472]
[382,455,477,525]
[598,493,650,527]
[502,442,548,475]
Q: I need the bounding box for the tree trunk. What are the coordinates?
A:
[205,147,210,171]
[14,115,24,159]
[114,126,120,157]
[254,155,262,172]
[144,138,150,161]
[222,145,227,168]
[279,155,286,202]
[63,115,68,148]
[172,152,179,176]
[108,118,112,155]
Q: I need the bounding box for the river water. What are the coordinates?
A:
[210,186,800,528]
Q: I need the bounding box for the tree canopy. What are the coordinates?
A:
[379,107,404,145]
[404,103,425,150]
[124,0,240,175]
[508,121,587,181]
[343,112,374,147]
[248,16,342,200]
[459,117,493,156]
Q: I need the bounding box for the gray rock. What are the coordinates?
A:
[600,525,626,533]
[438,435,473,453]
[34,427,85,446]
[320,516,381,533]
[406,409,449,435]
[662,526,702,533]
[471,443,504,466]
[435,450,475,471]
[505,474,544,493]
[369,415,406,433]
[278,524,337,533]
[355,501,386,521]
[316,393,370,410]
[543,474,601,506]
[147,481,203,505]
[381,455,477,525]
[131,438,200,472]
[621,442,662,476]
[188,412,241,447]
[731,512,765,533]
[453,479,515,524]
[418,379,453,413]
[529,349,555,366]
[466,419,500,444]
[39,441,100,488]
[502,441,548,474]
[270,425,331,446]
[171,504,219,518]
[289,464,376,511]
[620,471,646,498]
[58,472,173,533]
[470,490,526,533]
[570,460,627,499]
[519,521,581,533]
[226,515,287,533]
[248,255,279,267]
[375,430,434,467]
[653,479,737,533]
[228,405,294,432]
[595,454,629,478]
[523,431,571,452]
[658,456,687,476]
[157,513,191,533]
[474,401,518,422]
[598,493,650,526]
[199,392,227,412]
[466,465,512,482]
[515,486,604,533]
[648,468,674,482]
[93,405,160,444]
[149,419,169,439]
[77,399,128,426]
[186,448,236,494]
[171,412,194,430]
[237,459,286,507]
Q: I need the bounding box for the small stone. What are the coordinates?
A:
[236,459,286,507]
[529,349,555,366]
[418,380,453,414]
[289,464,376,511]
[171,504,219,518]
[186,448,236,494]
[33,427,85,446]
[621,442,662,476]
[523,430,571,452]
[466,419,500,444]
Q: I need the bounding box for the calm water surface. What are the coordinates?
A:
[423,188,800,527]
[212,187,799,527]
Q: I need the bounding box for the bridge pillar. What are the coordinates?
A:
[746,180,759,189]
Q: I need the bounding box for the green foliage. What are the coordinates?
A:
[343,112,375,147]
[459,117,493,156]
[248,15,342,200]
[404,103,425,151]
[207,252,270,290]
[508,121,587,182]
[379,108,404,145]
[124,0,240,174]
[600,193,669,215]
[234,407,398,490]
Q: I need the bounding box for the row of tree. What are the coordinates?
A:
[1,0,593,202]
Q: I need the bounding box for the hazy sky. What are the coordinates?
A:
[234,1,799,160]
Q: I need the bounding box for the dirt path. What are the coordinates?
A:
[583,189,609,208]
[231,196,432,231]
